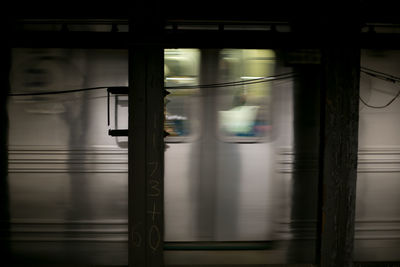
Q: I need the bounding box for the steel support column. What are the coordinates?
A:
[319,23,361,267]
[0,18,11,263]
[129,1,165,266]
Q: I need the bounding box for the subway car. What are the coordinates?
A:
[5,47,400,265]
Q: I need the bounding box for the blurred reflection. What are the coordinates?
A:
[8,48,128,265]
[61,51,92,255]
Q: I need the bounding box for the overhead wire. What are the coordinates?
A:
[7,68,400,109]
[7,72,296,96]
[361,66,400,83]
[8,86,113,96]
[360,67,400,109]
[164,72,296,89]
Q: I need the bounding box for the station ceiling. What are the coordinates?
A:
[3,1,400,24]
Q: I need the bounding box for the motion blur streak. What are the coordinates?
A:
[6,48,400,265]
[8,48,129,265]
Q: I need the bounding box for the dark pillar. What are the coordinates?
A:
[319,15,361,267]
[290,64,321,263]
[0,19,11,262]
[129,1,165,267]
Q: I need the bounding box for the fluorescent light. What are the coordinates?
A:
[165,77,195,81]
[240,76,271,80]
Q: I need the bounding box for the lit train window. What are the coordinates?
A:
[218,49,275,142]
[164,49,200,142]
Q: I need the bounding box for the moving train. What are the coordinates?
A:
[5,47,400,265]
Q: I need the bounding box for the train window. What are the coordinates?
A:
[164,49,201,142]
[218,49,275,142]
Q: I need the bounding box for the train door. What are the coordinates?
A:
[164,48,281,244]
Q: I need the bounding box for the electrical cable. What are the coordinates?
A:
[359,87,400,109]
[359,68,400,109]
[8,72,296,96]
[361,67,400,83]
[165,72,296,89]
[8,86,112,96]
[7,67,400,109]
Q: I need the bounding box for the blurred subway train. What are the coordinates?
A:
[5,48,400,265]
